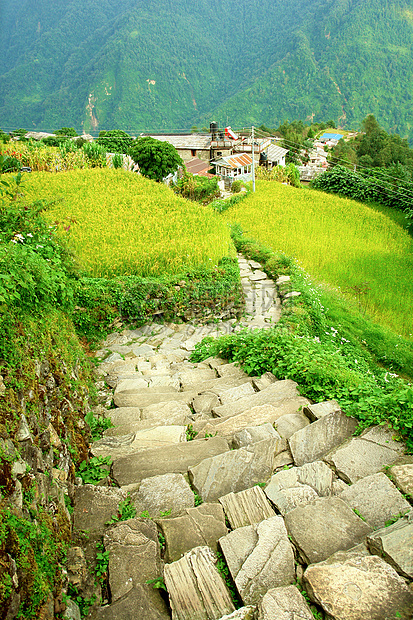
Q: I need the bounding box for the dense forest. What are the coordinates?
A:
[1,0,413,141]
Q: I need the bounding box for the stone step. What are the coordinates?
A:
[91,425,187,459]
[163,546,236,620]
[112,436,230,488]
[218,486,276,529]
[114,388,197,408]
[211,380,301,418]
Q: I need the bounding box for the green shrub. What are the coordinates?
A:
[82,142,106,167]
[231,180,243,193]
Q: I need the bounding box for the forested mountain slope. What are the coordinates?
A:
[1,0,412,140]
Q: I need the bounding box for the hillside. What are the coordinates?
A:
[1,0,413,141]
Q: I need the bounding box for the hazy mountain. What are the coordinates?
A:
[1,0,412,141]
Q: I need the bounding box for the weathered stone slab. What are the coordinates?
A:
[159,503,228,562]
[232,424,285,449]
[147,374,180,390]
[252,372,277,392]
[114,387,196,409]
[204,400,310,438]
[91,426,187,458]
[219,382,256,405]
[284,497,372,564]
[217,607,256,620]
[265,461,334,505]
[258,585,313,620]
[73,486,125,535]
[360,424,406,454]
[216,363,249,380]
[140,400,193,423]
[131,344,155,357]
[164,546,235,620]
[274,413,310,439]
[367,511,413,579]
[340,472,410,528]
[249,270,268,281]
[106,407,142,428]
[303,400,341,421]
[212,380,301,418]
[304,549,413,620]
[131,472,195,518]
[289,411,358,467]
[113,436,229,487]
[114,376,149,397]
[267,484,319,516]
[104,518,161,601]
[91,585,170,620]
[179,368,218,390]
[193,392,220,414]
[219,516,295,605]
[390,462,413,496]
[189,438,279,502]
[325,437,401,484]
[219,486,276,529]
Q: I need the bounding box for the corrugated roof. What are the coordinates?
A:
[213,153,253,168]
[185,158,212,176]
[146,134,212,149]
[266,144,289,161]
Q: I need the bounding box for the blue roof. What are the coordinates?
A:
[320,133,344,141]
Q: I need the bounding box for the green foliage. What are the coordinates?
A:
[77,456,112,485]
[107,495,137,524]
[216,550,242,608]
[173,170,220,204]
[186,424,198,441]
[193,492,203,506]
[129,137,182,182]
[97,130,133,154]
[312,165,413,221]
[0,509,67,617]
[0,153,21,174]
[95,541,109,583]
[55,127,78,137]
[211,191,249,214]
[82,142,106,168]
[256,163,300,187]
[85,410,113,440]
[146,577,167,591]
[111,153,123,169]
[231,180,243,193]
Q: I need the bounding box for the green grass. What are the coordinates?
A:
[22,168,235,277]
[224,181,413,338]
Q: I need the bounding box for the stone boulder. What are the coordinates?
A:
[131,472,195,518]
[258,585,314,620]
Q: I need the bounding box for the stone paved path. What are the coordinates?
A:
[70,256,413,620]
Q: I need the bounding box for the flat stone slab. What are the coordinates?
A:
[216,363,250,380]
[179,368,218,390]
[252,372,277,392]
[217,608,256,620]
[340,472,411,529]
[113,387,192,409]
[367,511,413,579]
[212,380,301,418]
[219,382,256,405]
[140,400,193,423]
[106,407,142,428]
[73,485,125,536]
[258,585,313,620]
[288,411,358,467]
[390,462,413,496]
[218,486,276,529]
[104,518,161,601]
[325,437,401,484]
[159,503,228,562]
[304,549,413,620]
[265,461,334,501]
[164,546,235,620]
[303,400,341,421]
[219,516,295,605]
[267,484,319,516]
[274,413,310,439]
[193,392,220,414]
[201,400,310,438]
[189,438,279,502]
[92,584,170,620]
[232,424,285,449]
[131,472,195,518]
[284,497,372,564]
[113,436,229,487]
[91,426,187,458]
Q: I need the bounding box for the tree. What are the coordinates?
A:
[55,127,78,137]
[97,130,133,154]
[129,137,183,182]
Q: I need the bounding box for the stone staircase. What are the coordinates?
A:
[68,256,413,620]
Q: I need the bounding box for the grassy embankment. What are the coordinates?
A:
[224,180,413,339]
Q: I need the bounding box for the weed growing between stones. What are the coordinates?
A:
[77,456,112,485]
[107,495,137,525]
[216,549,242,609]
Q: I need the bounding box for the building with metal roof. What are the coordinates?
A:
[211,153,253,186]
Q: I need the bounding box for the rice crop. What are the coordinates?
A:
[22,168,235,277]
[224,181,413,338]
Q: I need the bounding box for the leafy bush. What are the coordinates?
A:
[82,142,106,168]
[173,170,220,204]
[231,180,243,193]
[312,165,413,221]
[129,137,182,181]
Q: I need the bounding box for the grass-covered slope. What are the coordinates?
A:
[23,168,235,277]
[224,181,413,338]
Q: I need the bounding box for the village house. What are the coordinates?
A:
[211,153,253,186]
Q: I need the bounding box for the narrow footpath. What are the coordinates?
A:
[69,256,413,620]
